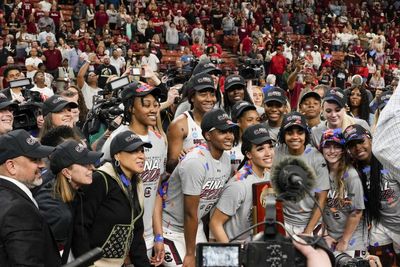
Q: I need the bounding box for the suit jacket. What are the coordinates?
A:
[0,178,61,267]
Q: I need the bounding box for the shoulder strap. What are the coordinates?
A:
[96,171,109,195]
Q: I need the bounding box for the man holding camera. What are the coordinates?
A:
[2,66,26,102]
[0,129,61,266]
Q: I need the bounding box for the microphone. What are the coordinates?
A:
[271,157,316,202]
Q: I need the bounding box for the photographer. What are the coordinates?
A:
[210,124,275,242]
[0,93,17,135]
[76,53,101,109]
[2,66,25,102]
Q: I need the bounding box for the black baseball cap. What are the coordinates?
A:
[299,90,321,104]
[50,140,103,174]
[0,129,54,164]
[264,87,287,104]
[201,108,238,132]
[231,101,256,122]
[110,130,152,157]
[42,95,78,117]
[121,82,161,102]
[241,124,274,154]
[343,124,371,145]
[192,60,222,76]
[323,88,347,108]
[377,91,392,110]
[191,73,215,91]
[0,92,18,110]
[281,111,308,131]
[224,74,245,91]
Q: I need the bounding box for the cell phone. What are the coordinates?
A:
[196,243,241,267]
[131,68,141,76]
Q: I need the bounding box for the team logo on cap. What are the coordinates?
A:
[268,91,282,97]
[125,134,140,142]
[75,143,85,153]
[26,137,38,146]
[235,102,249,110]
[286,115,302,122]
[254,128,268,135]
[228,76,241,83]
[52,97,64,104]
[217,113,229,121]
[136,84,153,93]
[203,63,216,69]
[197,77,212,84]
[329,89,344,99]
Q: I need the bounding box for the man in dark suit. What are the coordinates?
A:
[0,129,61,266]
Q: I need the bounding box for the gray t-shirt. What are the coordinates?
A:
[365,166,400,234]
[262,121,280,142]
[274,144,330,228]
[323,167,367,250]
[311,118,370,148]
[162,146,231,232]
[100,125,167,246]
[215,168,270,241]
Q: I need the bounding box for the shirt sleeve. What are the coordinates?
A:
[373,82,400,178]
[346,168,365,210]
[215,181,245,217]
[180,157,206,196]
[312,151,330,191]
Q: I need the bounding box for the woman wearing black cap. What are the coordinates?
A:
[100,82,166,265]
[38,94,79,139]
[73,130,151,267]
[35,140,103,264]
[221,74,254,116]
[275,111,330,235]
[210,124,275,242]
[343,124,400,267]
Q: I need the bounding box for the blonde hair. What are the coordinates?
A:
[54,171,75,203]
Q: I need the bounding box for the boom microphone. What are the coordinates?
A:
[271,157,316,202]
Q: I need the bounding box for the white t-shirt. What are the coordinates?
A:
[81,82,100,109]
[141,54,160,72]
[30,85,54,99]
[25,57,43,79]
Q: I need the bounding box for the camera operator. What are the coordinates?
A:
[162,109,237,267]
[210,124,275,242]
[0,129,61,266]
[0,93,17,135]
[2,66,26,102]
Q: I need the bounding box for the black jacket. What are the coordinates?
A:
[34,171,79,264]
[72,163,150,266]
[0,178,61,266]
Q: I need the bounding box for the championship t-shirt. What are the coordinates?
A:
[162,146,231,232]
